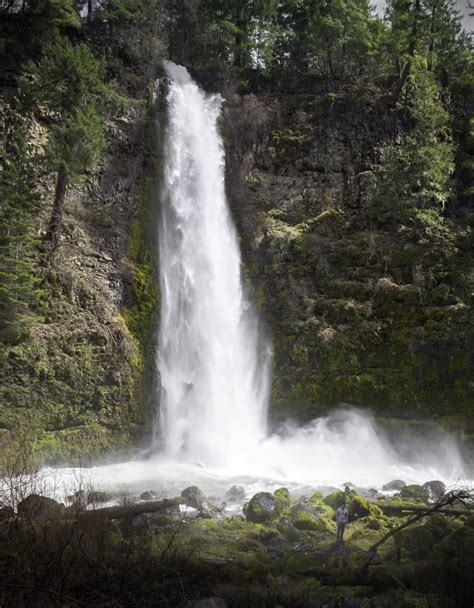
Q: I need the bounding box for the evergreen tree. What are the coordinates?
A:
[44,104,105,247]
[0,127,44,342]
[20,35,107,250]
[373,56,455,223]
[272,0,383,77]
[386,0,471,80]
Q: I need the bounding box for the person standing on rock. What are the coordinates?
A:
[336,503,349,543]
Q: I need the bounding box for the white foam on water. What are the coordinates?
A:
[156,61,270,467]
[21,63,471,502]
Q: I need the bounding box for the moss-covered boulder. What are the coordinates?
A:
[17,494,66,520]
[273,487,291,507]
[323,491,347,510]
[351,495,383,520]
[400,484,424,501]
[275,517,301,541]
[244,492,282,523]
[288,502,326,531]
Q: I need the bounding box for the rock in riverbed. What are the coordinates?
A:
[382,479,406,491]
[225,485,246,501]
[422,480,446,502]
[18,494,66,520]
[244,492,282,523]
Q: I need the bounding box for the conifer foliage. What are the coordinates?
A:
[373,56,455,223]
[0,126,44,342]
[20,35,107,250]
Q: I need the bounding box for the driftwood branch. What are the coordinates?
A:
[378,504,468,517]
[358,491,472,577]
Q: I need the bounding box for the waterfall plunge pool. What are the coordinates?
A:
[32,409,472,508]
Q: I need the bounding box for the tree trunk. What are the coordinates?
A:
[408,0,421,57]
[44,165,68,251]
[428,5,436,71]
[87,0,93,24]
[233,2,247,68]
[78,497,182,521]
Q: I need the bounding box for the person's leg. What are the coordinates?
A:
[336,525,341,542]
[340,524,345,542]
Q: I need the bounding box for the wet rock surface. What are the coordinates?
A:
[244,492,282,523]
[224,89,472,434]
[182,486,207,510]
[422,480,446,502]
[225,485,246,501]
[382,479,406,491]
[17,494,66,520]
[1,485,472,606]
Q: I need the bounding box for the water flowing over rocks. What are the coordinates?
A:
[225,485,246,502]
[422,480,446,502]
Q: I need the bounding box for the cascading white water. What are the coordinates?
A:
[33,63,469,501]
[157,61,269,467]
[154,61,467,485]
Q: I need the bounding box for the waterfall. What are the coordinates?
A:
[157,61,270,467]
[29,64,469,500]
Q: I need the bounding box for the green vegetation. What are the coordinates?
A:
[373,56,455,223]
[0,125,44,343]
[20,34,108,250]
[0,1,472,455]
[0,481,471,607]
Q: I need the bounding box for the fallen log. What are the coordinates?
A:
[378,503,469,517]
[358,490,472,577]
[78,497,183,520]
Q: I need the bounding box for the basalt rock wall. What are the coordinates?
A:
[223,83,473,441]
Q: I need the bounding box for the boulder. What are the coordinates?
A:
[225,485,245,501]
[17,494,66,520]
[323,491,347,510]
[244,492,282,523]
[181,486,206,510]
[350,495,383,519]
[132,513,153,527]
[353,487,379,500]
[181,486,219,518]
[88,491,111,505]
[274,487,291,507]
[140,490,158,501]
[400,484,424,501]
[422,480,446,502]
[288,502,324,531]
[276,518,300,541]
[382,479,406,491]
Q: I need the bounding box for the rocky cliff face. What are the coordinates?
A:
[0,103,159,462]
[1,71,472,464]
[224,83,472,436]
